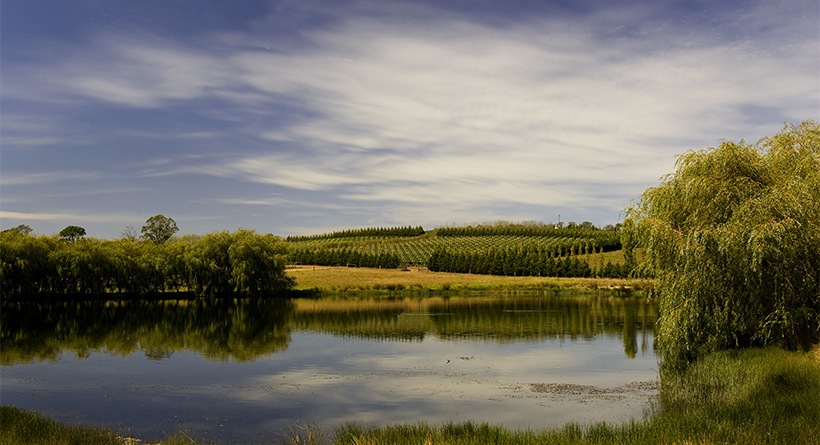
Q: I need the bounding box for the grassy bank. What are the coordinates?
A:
[0,405,208,445]
[286,265,649,293]
[3,346,817,444]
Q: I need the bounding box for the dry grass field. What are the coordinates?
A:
[286,263,648,293]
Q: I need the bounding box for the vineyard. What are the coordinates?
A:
[290,235,611,264]
[286,224,634,278]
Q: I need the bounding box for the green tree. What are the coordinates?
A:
[624,121,819,371]
[141,214,178,245]
[59,225,86,242]
[228,229,293,295]
[3,224,33,235]
[579,221,596,230]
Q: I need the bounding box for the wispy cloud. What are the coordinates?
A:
[1,0,816,237]
[0,211,80,221]
[0,211,135,224]
[200,6,815,201]
[1,171,104,186]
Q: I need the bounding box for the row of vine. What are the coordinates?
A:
[286,226,425,242]
[427,246,636,278]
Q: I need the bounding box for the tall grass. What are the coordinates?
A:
[0,406,214,445]
[0,406,122,445]
[651,346,820,443]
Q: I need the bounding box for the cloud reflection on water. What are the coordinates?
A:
[1,294,658,443]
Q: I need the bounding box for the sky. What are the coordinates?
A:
[1,0,818,239]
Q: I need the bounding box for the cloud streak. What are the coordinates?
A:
[1,0,817,237]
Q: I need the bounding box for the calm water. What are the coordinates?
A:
[1,293,659,444]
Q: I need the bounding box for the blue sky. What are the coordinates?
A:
[2,0,818,238]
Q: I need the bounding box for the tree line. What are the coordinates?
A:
[289,248,401,269]
[0,229,293,298]
[427,245,636,278]
[285,225,425,242]
[436,224,622,251]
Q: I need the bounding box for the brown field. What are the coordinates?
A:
[286,264,650,293]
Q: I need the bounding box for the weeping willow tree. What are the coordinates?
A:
[624,121,819,371]
[0,229,294,298]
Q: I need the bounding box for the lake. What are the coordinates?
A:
[1,292,659,444]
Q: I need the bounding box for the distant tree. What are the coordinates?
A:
[578,221,596,230]
[623,121,819,371]
[59,225,86,242]
[141,215,178,245]
[3,224,33,235]
[120,225,139,240]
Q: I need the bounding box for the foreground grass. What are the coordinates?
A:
[0,406,120,445]
[3,347,817,444]
[0,406,212,445]
[287,265,649,293]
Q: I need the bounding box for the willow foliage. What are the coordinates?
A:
[0,229,293,298]
[624,121,820,370]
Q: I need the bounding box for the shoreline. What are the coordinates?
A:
[0,268,653,302]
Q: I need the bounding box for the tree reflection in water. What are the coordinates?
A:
[1,293,657,365]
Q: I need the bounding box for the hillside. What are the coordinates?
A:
[285,223,634,279]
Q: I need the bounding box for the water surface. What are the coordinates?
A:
[1,293,658,444]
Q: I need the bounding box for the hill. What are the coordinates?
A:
[285,223,634,279]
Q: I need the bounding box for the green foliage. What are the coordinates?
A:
[59,225,86,242]
[2,224,33,235]
[0,405,122,445]
[290,248,401,269]
[185,230,294,296]
[0,229,293,298]
[624,121,820,370]
[427,245,601,278]
[0,232,61,295]
[287,222,622,268]
[141,214,178,245]
[436,223,621,251]
[286,225,425,242]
